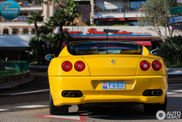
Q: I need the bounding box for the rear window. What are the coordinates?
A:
[67,42,142,55]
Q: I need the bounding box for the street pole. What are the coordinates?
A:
[103,27,118,40]
[47,45,49,54]
[106,26,108,40]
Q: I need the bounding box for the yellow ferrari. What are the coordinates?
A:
[46,41,167,115]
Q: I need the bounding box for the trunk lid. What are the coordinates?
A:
[82,55,142,76]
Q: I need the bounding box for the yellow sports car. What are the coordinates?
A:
[46,41,167,115]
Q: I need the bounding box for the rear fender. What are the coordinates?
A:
[136,46,167,76]
[48,56,90,76]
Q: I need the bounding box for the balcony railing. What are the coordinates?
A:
[94,3,145,13]
[0,22,43,35]
[0,16,28,22]
[0,61,28,78]
[18,1,42,7]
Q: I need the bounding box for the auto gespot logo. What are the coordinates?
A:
[0,0,20,20]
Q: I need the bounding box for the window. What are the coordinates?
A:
[130,0,146,10]
[23,16,27,21]
[23,1,29,6]
[67,42,142,55]
[17,16,22,21]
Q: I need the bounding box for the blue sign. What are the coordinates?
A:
[170,16,182,23]
[45,54,55,61]
[0,0,20,20]
[172,18,175,23]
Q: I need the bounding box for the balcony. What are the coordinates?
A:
[0,15,28,22]
[0,22,43,35]
[18,1,43,12]
[94,3,145,19]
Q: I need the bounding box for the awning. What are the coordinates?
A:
[132,41,151,46]
[0,35,34,47]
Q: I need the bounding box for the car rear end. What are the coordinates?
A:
[48,41,167,108]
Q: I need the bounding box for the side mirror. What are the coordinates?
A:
[45,54,55,61]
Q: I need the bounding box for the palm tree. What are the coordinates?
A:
[26,11,44,37]
[53,0,81,50]
[64,0,81,26]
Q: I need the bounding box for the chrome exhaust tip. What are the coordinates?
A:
[151,90,157,96]
[68,91,74,97]
[156,89,163,96]
[143,89,163,96]
[62,91,69,97]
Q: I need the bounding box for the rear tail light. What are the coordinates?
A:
[62,61,72,71]
[140,60,150,71]
[75,61,85,71]
[152,60,162,71]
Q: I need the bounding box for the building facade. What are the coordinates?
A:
[90,0,146,25]
[0,0,55,61]
[0,0,180,61]
[0,0,54,34]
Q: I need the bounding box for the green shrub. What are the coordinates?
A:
[12,28,18,34]
[23,28,29,34]
[168,64,182,68]
[113,24,129,26]
[3,28,9,34]
[156,36,182,66]
[28,32,71,64]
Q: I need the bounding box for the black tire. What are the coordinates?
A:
[50,93,69,115]
[144,96,167,114]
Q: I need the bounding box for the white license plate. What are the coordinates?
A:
[102,81,125,89]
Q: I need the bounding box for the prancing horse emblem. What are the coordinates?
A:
[111,59,115,64]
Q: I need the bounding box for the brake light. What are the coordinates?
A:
[75,61,85,71]
[152,60,162,71]
[62,61,72,71]
[140,60,150,71]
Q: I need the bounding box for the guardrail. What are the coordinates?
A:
[0,61,28,78]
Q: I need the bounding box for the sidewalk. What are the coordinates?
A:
[167,68,182,75]
[0,67,181,90]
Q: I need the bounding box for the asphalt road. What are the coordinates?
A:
[0,72,182,122]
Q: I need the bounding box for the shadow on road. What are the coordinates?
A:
[73,96,182,120]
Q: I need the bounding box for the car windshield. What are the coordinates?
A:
[67,42,142,55]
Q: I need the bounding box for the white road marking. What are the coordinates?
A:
[10,89,50,96]
[173,90,182,93]
[46,115,80,120]
[0,109,9,112]
[14,105,48,108]
[167,92,177,95]
[33,114,86,121]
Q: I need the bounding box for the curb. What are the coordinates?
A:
[0,75,35,89]
[28,65,48,69]
[167,68,182,75]
[168,71,182,75]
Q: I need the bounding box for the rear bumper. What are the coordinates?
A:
[49,75,167,106]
